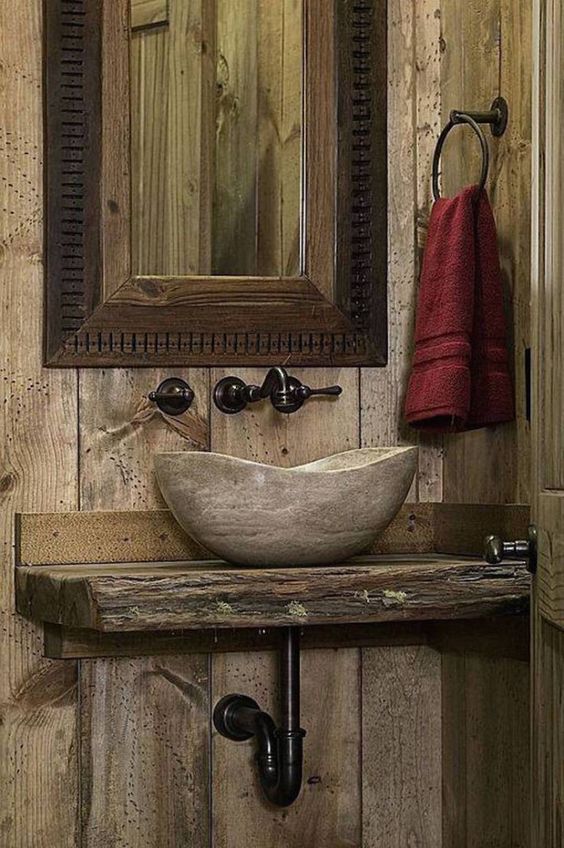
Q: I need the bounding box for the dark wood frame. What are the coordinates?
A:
[44,0,387,367]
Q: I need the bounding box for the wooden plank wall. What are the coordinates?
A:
[131,0,302,277]
[441,0,533,505]
[0,0,533,845]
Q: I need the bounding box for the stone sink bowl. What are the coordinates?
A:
[155,447,418,567]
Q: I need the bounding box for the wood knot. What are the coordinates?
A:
[0,472,16,495]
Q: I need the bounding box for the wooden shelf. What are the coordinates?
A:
[16,555,530,633]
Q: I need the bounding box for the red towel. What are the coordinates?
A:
[404,186,514,432]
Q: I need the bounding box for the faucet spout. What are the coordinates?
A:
[253,367,292,408]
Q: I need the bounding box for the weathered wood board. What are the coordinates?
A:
[16,555,530,632]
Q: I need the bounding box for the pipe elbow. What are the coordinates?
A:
[259,730,305,808]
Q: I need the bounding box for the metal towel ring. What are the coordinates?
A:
[432,112,489,201]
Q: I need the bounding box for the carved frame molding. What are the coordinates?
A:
[44,0,387,367]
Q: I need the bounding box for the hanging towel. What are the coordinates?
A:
[404,185,514,432]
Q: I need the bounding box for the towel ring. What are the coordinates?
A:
[432,112,489,201]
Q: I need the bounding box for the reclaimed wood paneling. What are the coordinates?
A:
[1,0,537,844]
[360,0,418,486]
[441,0,533,505]
[442,652,530,846]
[532,611,564,847]
[362,646,442,846]
[0,1,80,845]
[80,655,209,848]
[78,368,210,848]
[531,4,564,841]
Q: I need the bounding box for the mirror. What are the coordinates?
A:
[44,0,387,368]
[130,0,303,278]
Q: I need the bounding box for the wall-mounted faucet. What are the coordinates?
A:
[213,367,342,415]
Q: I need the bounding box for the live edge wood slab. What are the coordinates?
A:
[16,555,530,633]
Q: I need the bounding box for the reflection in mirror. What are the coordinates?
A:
[130,0,303,278]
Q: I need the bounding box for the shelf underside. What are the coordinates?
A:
[16,555,530,633]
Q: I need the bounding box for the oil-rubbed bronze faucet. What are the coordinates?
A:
[213,367,342,415]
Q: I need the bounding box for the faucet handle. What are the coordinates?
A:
[270,378,342,413]
[296,384,343,400]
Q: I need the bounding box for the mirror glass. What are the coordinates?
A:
[130,0,303,278]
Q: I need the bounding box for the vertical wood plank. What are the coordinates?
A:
[166,0,209,276]
[532,612,564,847]
[497,0,533,504]
[131,0,213,276]
[303,0,336,299]
[361,646,443,846]
[280,0,302,276]
[131,26,170,275]
[210,366,361,846]
[441,653,530,847]
[414,0,444,503]
[79,368,210,848]
[214,2,259,274]
[0,1,80,844]
[254,0,302,278]
[440,0,531,504]
[102,0,131,295]
[80,655,209,848]
[255,2,284,277]
[360,0,418,477]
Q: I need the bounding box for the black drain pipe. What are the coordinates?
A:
[213,627,306,807]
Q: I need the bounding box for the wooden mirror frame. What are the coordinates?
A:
[45,0,387,367]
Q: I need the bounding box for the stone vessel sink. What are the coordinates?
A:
[155,447,418,567]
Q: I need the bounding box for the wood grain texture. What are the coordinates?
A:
[531,5,564,842]
[44,620,431,660]
[78,369,209,510]
[441,0,533,506]
[131,0,168,31]
[78,368,210,847]
[432,503,530,556]
[497,0,533,505]
[44,616,529,662]
[213,0,258,274]
[80,655,209,848]
[414,0,444,503]
[536,0,564,493]
[533,492,564,629]
[101,0,131,298]
[3,0,537,843]
[16,556,531,632]
[532,611,564,847]
[442,652,530,847]
[18,502,529,567]
[17,502,437,565]
[17,509,210,566]
[360,0,419,494]
[0,1,81,845]
[362,645,442,846]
